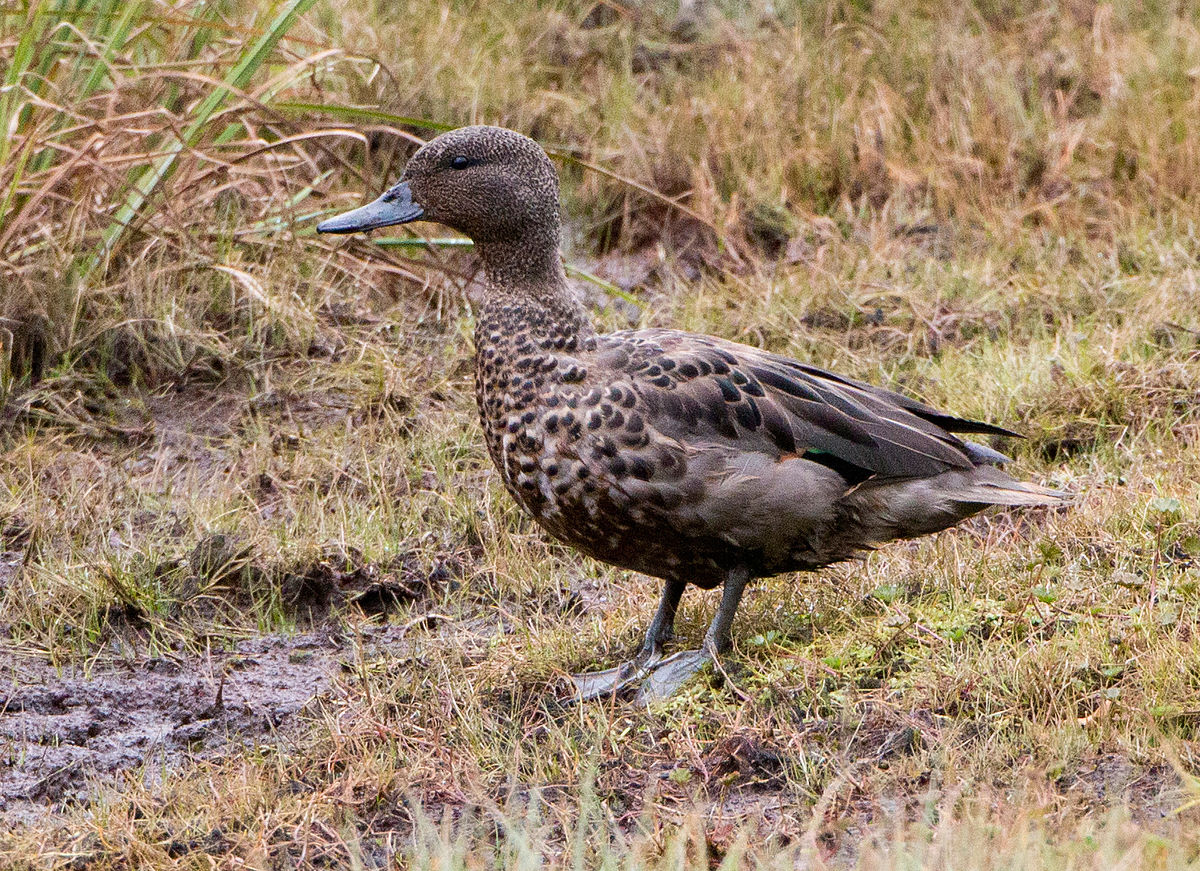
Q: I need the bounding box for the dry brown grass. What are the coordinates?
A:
[3,0,1200,867]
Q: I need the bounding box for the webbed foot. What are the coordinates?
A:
[566,572,746,705]
[634,648,711,703]
[569,660,644,701]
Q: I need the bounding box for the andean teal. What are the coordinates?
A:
[318,125,1067,701]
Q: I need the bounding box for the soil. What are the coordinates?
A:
[0,630,350,826]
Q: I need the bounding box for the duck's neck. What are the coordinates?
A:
[474,233,596,352]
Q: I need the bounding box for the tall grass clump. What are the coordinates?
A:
[0,0,400,409]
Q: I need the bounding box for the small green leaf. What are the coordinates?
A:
[1156,604,1179,628]
[870,584,901,604]
[748,630,782,647]
[1032,586,1058,604]
[1148,497,1183,518]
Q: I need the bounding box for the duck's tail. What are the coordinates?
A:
[842,463,1070,545]
[956,440,1070,506]
[946,474,1070,507]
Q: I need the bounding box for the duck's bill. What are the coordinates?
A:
[316,181,424,233]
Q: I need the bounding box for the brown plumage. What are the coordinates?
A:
[319,125,1068,701]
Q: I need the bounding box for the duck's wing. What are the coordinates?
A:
[595,329,1015,481]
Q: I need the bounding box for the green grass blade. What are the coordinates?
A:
[78,0,143,98]
[29,0,145,174]
[273,101,452,133]
[83,0,319,278]
[192,0,317,133]
[0,0,50,171]
[371,236,474,248]
[0,134,38,236]
[562,264,643,309]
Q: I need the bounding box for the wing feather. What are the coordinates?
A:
[601,329,1016,479]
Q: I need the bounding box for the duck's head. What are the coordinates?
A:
[317,125,560,245]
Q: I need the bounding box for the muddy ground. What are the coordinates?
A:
[1,627,350,826]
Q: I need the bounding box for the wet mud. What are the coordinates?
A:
[0,631,345,826]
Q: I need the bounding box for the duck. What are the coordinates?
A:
[317,125,1067,702]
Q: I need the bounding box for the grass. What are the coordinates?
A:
[2,0,1200,866]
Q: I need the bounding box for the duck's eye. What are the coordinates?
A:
[450,155,472,170]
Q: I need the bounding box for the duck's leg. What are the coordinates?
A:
[636,565,749,703]
[570,579,686,701]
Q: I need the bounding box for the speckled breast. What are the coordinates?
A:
[473,339,736,588]
[473,339,605,529]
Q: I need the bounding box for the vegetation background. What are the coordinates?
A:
[1,0,1199,866]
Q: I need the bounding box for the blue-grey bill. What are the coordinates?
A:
[316,180,424,233]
